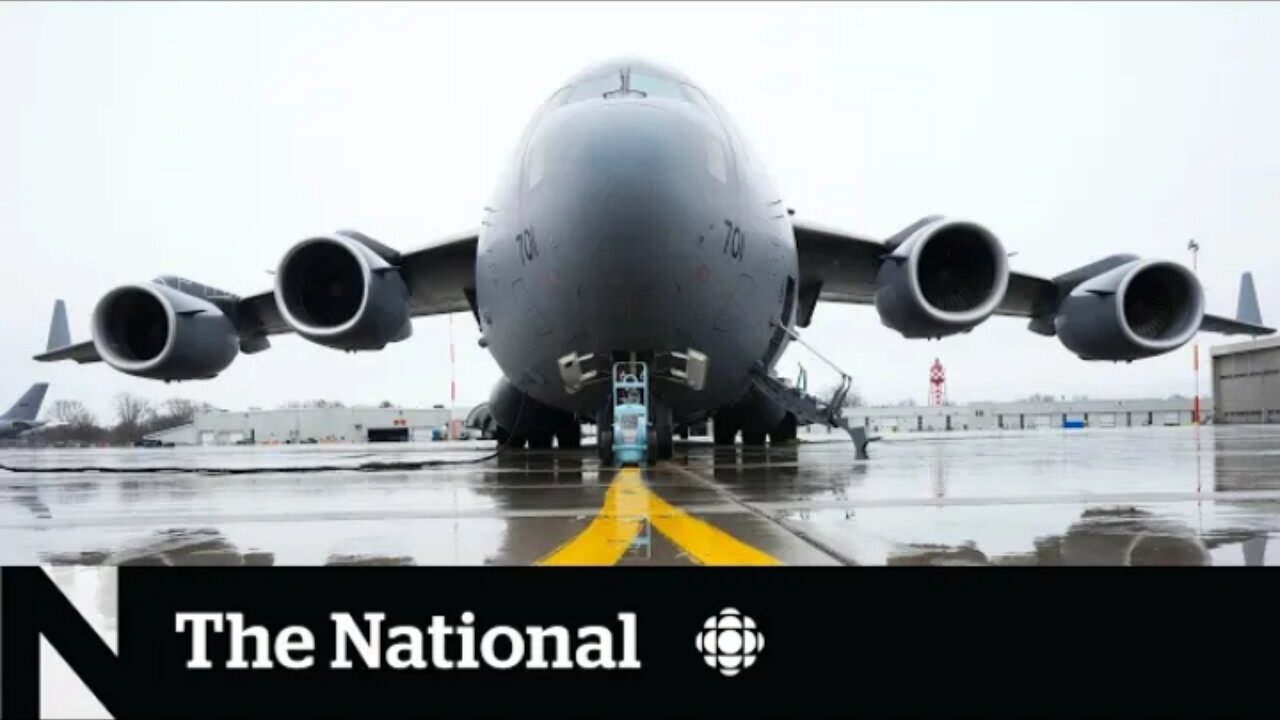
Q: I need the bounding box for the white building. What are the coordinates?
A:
[806,397,1197,436]
[146,397,1201,447]
[1211,335,1280,425]
[147,405,475,446]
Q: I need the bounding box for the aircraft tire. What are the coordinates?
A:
[528,431,554,450]
[713,416,738,446]
[741,427,767,446]
[770,413,798,444]
[557,425,582,449]
[646,427,659,465]
[597,428,614,466]
[655,405,674,459]
[495,427,527,450]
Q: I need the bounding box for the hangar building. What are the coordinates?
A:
[1212,336,1280,424]
[148,395,1209,447]
[148,405,476,446]
[806,397,1197,436]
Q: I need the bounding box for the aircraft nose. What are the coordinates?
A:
[539,99,722,206]
[526,101,734,350]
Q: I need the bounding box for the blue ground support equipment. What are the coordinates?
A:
[610,362,657,466]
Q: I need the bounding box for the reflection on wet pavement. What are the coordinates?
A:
[3,425,1280,565]
[41,528,276,566]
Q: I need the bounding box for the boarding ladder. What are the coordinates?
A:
[751,321,878,459]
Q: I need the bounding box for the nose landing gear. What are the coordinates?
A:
[597,361,673,467]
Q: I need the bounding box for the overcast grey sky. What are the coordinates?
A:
[2,1,1278,422]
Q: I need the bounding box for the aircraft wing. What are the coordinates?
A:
[33,341,102,364]
[792,215,1274,340]
[1199,313,1274,336]
[235,228,480,341]
[791,216,1060,326]
[36,228,480,364]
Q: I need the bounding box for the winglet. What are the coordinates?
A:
[1237,272,1262,325]
[47,299,70,352]
[1199,272,1273,337]
[34,300,103,364]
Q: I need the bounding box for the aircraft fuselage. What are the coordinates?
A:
[475,61,799,425]
[0,420,43,440]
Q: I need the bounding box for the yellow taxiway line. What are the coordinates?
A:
[535,466,781,566]
[535,468,648,566]
[645,488,782,566]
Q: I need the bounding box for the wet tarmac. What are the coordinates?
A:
[3,425,1280,566]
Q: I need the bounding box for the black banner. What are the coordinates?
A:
[3,567,1277,718]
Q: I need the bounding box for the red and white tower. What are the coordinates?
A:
[1187,239,1201,424]
[929,358,947,406]
[448,313,458,439]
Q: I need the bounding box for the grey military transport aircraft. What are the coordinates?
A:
[0,383,52,440]
[1,300,71,439]
[35,58,1273,462]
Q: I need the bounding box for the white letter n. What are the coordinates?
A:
[331,612,383,669]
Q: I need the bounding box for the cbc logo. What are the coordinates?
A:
[695,608,764,677]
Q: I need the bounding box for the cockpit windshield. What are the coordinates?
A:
[559,68,697,106]
[566,72,624,103]
[626,72,691,101]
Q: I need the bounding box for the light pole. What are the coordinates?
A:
[1187,239,1201,424]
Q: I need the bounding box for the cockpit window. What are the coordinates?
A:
[625,72,691,102]
[559,68,697,105]
[566,73,625,103]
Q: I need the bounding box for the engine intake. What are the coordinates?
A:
[274,233,413,351]
[874,218,1010,338]
[91,283,239,380]
[1055,259,1204,361]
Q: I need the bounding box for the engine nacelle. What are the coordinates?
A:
[874,218,1010,338]
[273,232,412,351]
[1055,259,1204,361]
[488,377,579,439]
[91,283,239,381]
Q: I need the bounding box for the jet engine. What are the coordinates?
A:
[91,283,239,381]
[273,232,413,351]
[1055,259,1204,361]
[488,377,582,448]
[874,218,1010,338]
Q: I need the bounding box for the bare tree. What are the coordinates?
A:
[114,393,153,426]
[162,398,210,425]
[49,399,96,429]
[136,397,213,436]
[113,393,155,443]
[39,399,106,445]
[279,399,347,410]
